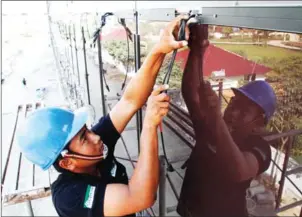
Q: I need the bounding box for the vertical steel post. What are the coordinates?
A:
[218,80,223,107]
[25,200,34,216]
[97,32,106,116]
[159,155,166,217]
[73,24,81,86]
[276,136,294,209]
[85,13,91,38]
[82,26,91,105]
[134,2,143,153]
[69,25,78,107]
[69,25,75,77]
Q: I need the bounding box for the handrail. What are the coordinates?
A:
[270,159,302,196]
[264,129,302,142]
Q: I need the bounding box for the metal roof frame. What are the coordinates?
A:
[199,6,302,33]
[114,6,302,33]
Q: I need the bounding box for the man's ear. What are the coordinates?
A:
[59,158,76,171]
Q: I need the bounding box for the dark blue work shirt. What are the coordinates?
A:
[51,115,135,217]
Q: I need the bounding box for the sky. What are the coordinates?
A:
[2,1,302,15]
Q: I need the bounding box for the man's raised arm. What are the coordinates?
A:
[181,24,209,123]
[110,15,189,133]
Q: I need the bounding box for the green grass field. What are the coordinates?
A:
[211,37,256,43]
[215,44,302,67]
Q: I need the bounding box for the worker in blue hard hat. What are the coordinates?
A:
[177,25,277,217]
[17,15,190,217]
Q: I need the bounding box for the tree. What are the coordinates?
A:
[266,56,302,160]
[222,26,233,38]
[103,40,147,67]
[251,29,272,44]
[156,55,184,89]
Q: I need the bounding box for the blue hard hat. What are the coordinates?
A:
[231,80,277,123]
[16,107,88,170]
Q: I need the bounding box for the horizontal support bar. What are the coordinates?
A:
[263,129,302,142]
[114,8,176,21]
[198,6,302,33]
[285,165,302,176]
[3,188,51,206]
[276,199,302,213]
[114,7,302,33]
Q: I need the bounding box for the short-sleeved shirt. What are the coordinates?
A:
[177,133,271,217]
[51,115,135,217]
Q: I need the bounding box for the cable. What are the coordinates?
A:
[121,33,129,91]
[102,69,110,92]
[160,13,196,172]
[159,122,174,172]
[118,18,132,91]
[92,13,132,94]
[162,14,196,87]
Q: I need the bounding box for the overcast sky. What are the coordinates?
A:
[2,1,302,15]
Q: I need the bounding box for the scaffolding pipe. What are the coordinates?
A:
[275,136,294,209]
[73,24,81,86]
[134,5,143,153]
[218,81,223,107]
[81,26,91,105]
[46,1,69,105]
[68,25,79,107]
[159,155,166,217]
[97,33,107,116]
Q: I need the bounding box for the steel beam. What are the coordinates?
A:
[115,7,302,33]
[114,8,176,21]
[198,6,302,33]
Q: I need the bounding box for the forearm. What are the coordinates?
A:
[122,48,165,109]
[129,122,159,206]
[208,114,248,180]
[181,49,203,121]
[182,24,208,122]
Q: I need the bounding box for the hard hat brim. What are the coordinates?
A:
[231,87,266,115]
[43,108,88,170]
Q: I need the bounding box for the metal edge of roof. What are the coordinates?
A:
[198,7,302,33]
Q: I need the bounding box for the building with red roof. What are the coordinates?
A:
[175,44,271,77]
[100,28,127,41]
[174,44,271,90]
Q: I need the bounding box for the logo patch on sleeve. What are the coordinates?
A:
[84,185,96,209]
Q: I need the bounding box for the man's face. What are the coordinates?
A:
[223,92,264,132]
[68,125,105,166]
